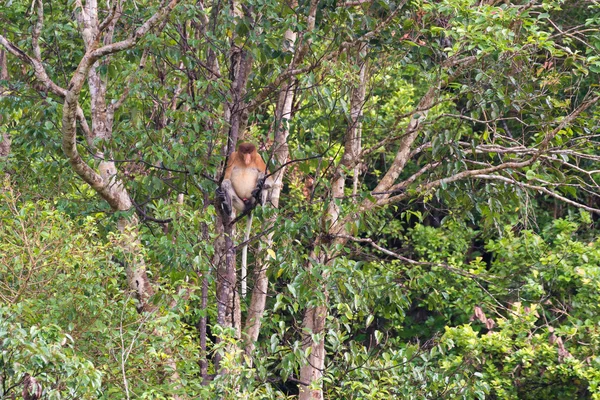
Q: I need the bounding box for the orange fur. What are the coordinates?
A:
[223,143,269,210]
[224,143,267,181]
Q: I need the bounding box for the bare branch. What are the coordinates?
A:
[99,0,122,33]
[247,4,402,113]
[388,161,442,193]
[32,0,43,60]
[338,0,373,6]
[474,174,600,214]
[0,25,91,145]
[377,93,600,207]
[538,94,600,151]
[76,107,93,145]
[0,35,67,98]
[335,234,490,281]
[89,0,180,61]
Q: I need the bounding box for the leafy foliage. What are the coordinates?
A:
[2,0,600,398]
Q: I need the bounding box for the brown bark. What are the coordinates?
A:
[213,0,255,372]
[298,42,368,400]
[0,47,7,81]
[0,133,9,159]
[0,45,10,160]
[244,0,319,360]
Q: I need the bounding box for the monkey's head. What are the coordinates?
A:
[237,142,256,166]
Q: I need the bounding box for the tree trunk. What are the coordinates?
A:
[244,0,319,360]
[0,47,10,160]
[71,0,159,312]
[299,302,328,400]
[298,43,368,400]
[213,0,254,372]
[243,54,295,357]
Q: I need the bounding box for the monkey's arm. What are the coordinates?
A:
[255,153,268,174]
[223,151,238,180]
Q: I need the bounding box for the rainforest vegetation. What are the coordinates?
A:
[1,0,600,398]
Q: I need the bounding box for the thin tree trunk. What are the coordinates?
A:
[0,47,9,160]
[199,266,209,382]
[350,43,367,196]
[244,0,319,360]
[0,132,9,158]
[298,42,368,400]
[214,0,254,372]
[0,48,7,81]
[299,301,328,400]
[243,61,295,358]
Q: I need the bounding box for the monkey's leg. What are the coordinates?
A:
[215,187,232,216]
[219,179,245,217]
[251,173,265,203]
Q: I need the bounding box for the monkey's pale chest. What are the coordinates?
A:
[230,167,260,199]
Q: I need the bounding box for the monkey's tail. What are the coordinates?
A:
[241,214,253,298]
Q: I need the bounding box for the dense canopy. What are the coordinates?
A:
[1,0,600,398]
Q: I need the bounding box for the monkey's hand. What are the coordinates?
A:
[251,176,266,204]
[216,187,232,216]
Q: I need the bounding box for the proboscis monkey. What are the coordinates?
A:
[216,142,273,297]
[219,143,271,215]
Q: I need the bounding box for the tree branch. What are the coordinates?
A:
[247,4,402,113]
[378,93,600,207]
[61,0,182,209]
[0,35,67,98]
[90,0,180,61]
[99,0,122,33]
[335,234,490,281]
[32,0,43,61]
[370,55,477,200]
[474,174,600,214]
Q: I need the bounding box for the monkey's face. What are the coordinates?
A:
[237,142,256,166]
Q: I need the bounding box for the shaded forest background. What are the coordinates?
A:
[2,0,600,398]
